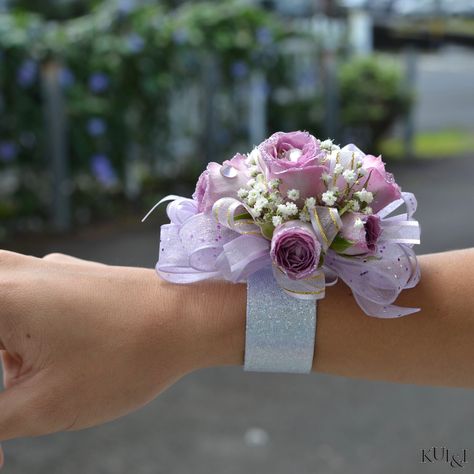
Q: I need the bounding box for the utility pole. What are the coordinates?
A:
[42,60,71,232]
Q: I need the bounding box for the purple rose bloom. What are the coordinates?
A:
[339,212,382,256]
[271,221,321,280]
[361,154,402,213]
[339,145,401,213]
[257,131,328,201]
[193,153,250,213]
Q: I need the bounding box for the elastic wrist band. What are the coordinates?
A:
[244,266,316,373]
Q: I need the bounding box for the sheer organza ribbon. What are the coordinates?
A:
[149,191,420,318]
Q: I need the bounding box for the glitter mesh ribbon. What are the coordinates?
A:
[245,266,316,373]
[151,189,420,318]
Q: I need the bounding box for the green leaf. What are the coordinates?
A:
[234,212,252,221]
[260,222,274,240]
[330,235,354,253]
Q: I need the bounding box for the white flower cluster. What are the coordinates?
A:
[320,148,374,215]
[238,150,311,227]
[238,149,284,222]
[320,138,340,153]
[237,142,376,232]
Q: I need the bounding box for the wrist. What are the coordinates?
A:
[185,281,247,369]
[146,275,246,372]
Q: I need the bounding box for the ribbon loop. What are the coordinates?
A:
[153,191,420,319]
[309,206,342,252]
[212,197,261,235]
[273,266,326,301]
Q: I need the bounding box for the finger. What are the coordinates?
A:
[43,253,106,267]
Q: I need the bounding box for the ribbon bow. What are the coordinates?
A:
[149,191,420,318]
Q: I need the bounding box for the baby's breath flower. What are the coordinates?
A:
[247,189,259,206]
[249,166,260,177]
[355,188,373,204]
[250,147,261,161]
[277,202,298,217]
[246,148,260,166]
[268,192,280,202]
[272,215,283,227]
[342,169,357,184]
[320,139,333,150]
[253,181,267,193]
[299,210,310,222]
[305,197,316,209]
[349,199,360,211]
[285,202,298,216]
[268,179,280,190]
[363,206,373,215]
[287,189,300,201]
[237,188,248,199]
[246,178,256,187]
[255,196,269,209]
[251,207,262,218]
[321,172,331,184]
[320,139,339,152]
[334,163,344,175]
[353,217,364,229]
[322,190,338,206]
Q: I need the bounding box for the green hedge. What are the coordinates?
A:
[0,1,412,238]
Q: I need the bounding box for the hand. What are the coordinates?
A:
[0,250,243,468]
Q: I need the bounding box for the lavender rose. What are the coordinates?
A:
[270,221,321,280]
[257,131,328,200]
[193,153,250,213]
[354,152,401,213]
[338,212,382,256]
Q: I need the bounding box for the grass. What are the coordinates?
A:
[380,129,474,160]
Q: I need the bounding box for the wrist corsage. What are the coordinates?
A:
[146,131,421,373]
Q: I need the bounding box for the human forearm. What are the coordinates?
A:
[0,248,472,460]
[191,249,474,388]
[314,248,474,387]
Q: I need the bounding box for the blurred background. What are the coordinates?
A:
[1,0,474,473]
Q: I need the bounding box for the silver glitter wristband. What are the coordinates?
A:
[244,266,317,374]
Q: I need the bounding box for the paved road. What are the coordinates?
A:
[2,155,474,474]
[415,46,474,132]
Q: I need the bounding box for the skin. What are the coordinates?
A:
[0,247,473,468]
